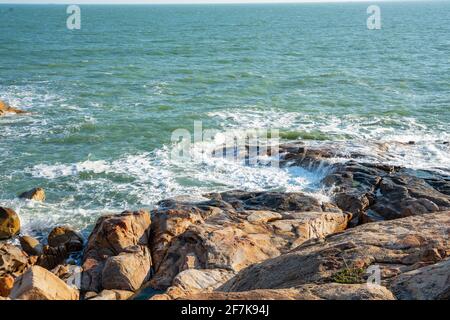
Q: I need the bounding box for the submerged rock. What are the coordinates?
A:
[81,210,151,292]
[18,188,45,202]
[218,211,450,300]
[0,207,20,240]
[0,100,27,116]
[10,266,79,300]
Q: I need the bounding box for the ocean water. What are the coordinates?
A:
[1,2,450,239]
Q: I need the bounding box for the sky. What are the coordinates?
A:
[0,0,426,4]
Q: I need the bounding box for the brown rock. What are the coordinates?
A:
[0,274,14,297]
[0,100,27,115]
[19,235,44,256]
[89,289,134,300]
[18,188,45,202]
[81,210,151,292]
[101,245,152,291]
[0,207,20,240]
[51,264,83,290]
[219,211,449,301]
[390,258,450,300]
[149,192,351,290]
[48,226,84,252]
[0,243,31,277]
[9,266,79,300]
[180,283,395,300]
[36,245,69,270]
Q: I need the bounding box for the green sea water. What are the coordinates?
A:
[0,2,449,238]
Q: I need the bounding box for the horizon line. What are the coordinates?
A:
[0,0,439,5]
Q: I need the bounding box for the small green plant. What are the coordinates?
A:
[331,267,366,284]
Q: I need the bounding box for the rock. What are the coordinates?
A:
[278,143,450,224]
[9,266,79,300]
[390,258,450,300]
[0,207,20,240]
[51,264,83,290]
[0,274,14,297]
[370,175,450,220]
[18,188,45,202]
[0,243,31,277]
[89,289,134,300]
[48,226,84,252]
[321,161,450,223]
[219,211,449,300]
[151,269,236,300]
[180,283,395,300]
[36,245,69,270]
[19,236,44,256]
[0,100,27,115]
[81,210,151,292]
[246,210,282,223]
[101,245,152,291]
[149,192,351,290]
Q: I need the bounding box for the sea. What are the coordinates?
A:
[1,1,449,239]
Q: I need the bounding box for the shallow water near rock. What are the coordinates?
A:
[1,2,450,237]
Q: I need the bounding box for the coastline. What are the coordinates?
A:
[1,140,449,300]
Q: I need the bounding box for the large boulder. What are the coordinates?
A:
[101,246,152,291]
[390,257,450,300]
[219,211,450,300]
[179,283,395,300]
[150,269,236,300]
[0,207,20,240]
[279,143,450,224]
[18,188,45,202]
[0,243,31,277]
[148,192,351,290]
[81,210,151,292]
[9,266,79,300]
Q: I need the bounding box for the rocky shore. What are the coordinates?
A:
[1,141,449,300]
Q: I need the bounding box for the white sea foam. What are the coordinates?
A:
[208,108,450,174]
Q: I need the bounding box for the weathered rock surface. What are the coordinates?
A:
[18,188,45,202]
[390,257,450,300]
[102,245,152,291]
[0,100,27,116]
[219,211,450,300]
[89,289,134,300]
[0,243,31,277]
[0,207,20,240]
[36,245,69,270]
[179,283,395,300]
[279,143,450,224]
[48,226,84,252]
[19,236,44,256]
[10,266,79,300]
[81,210,151,292]
[151,269,235,300]
[149,192,351,290]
